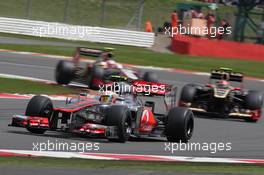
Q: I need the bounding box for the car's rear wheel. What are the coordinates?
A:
[25,96,53,134]
[166,107,194,143]
[180,84,198,103]
[55,60,75,85]
[105,105,131,143]
[87,66,104,89]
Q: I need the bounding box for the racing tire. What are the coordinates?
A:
[142,72,158,82]
[180,84,197,103]
[87,66,104,90]
[55,60,75,85]
[25,96,53,134]
[245,91,263,110]
[106,105,131,143]
[166,107,194,143]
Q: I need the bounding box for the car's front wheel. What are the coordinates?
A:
[25,96,53,134]
[105,105,131,143]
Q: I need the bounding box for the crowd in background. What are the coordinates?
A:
[197,0,239,5]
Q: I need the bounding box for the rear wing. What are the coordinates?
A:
[131,80,172,96]
[107,75,172,96]
[210,68,243,83]
[73,47,114,63]
[106,75,177,110]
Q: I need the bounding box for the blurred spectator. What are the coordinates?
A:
[197,0,238,5]
[206,11,216,38]
[171,11,178,32]
[217,19,230,39]
[145,20,153,33]
[160,21,171,33]
[192,8,204,19]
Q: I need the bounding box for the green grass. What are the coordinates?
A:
[0,0,261,42]
[0,156,263,174]
[0,38,264,78]
[0,77,77,94]
[0,0,237,30]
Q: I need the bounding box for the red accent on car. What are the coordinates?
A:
[79,123,106,134]
[217,80,230,85]
[251,109,261,121]
[139,108,156,133]
[206,84,214,88]
[131,80,169,95]
[28,117,49,128]
[232,87,241,91]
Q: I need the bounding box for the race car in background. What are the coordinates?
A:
[179,68,263,122]
[55,47,158,89]
[9,79,194,143]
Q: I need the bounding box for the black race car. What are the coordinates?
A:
[179,68,263,122]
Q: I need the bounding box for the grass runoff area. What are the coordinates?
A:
[0,156,263,174]
[0,0,236,29]
[0,77,76,94]
[0,33,264,78]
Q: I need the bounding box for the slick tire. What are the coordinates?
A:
[106,105,131,143]
[87,66,104,90]
[25,96,53,134]
[245,91,263,110]
[55,60,75,85]
[180,84,197,103]
[166,107,194,143]
[142,72,158,82]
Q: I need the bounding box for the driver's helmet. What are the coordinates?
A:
[216,80,230,89]
[99,91,118,104]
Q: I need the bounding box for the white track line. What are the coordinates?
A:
[0,73,51,82]
[0,61,54,70]
[0,149,264,164]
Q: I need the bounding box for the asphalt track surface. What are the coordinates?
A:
[0,52,264,159]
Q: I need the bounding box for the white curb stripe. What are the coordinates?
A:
[0,149,116,160]
[0,93,96,101]
[0,149,263,164]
